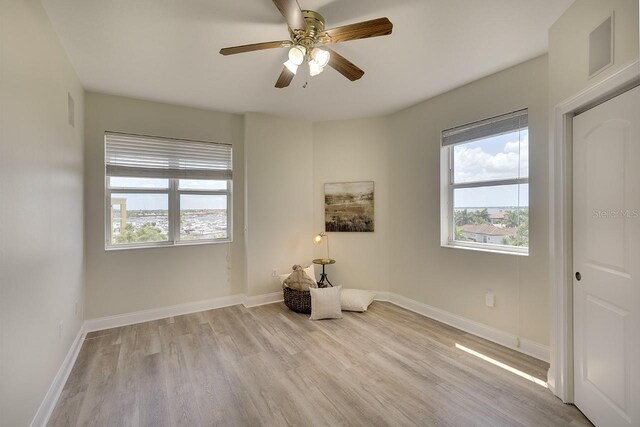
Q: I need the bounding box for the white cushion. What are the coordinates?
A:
[309,286,343,320]
[341,289,376,312]
[279,264,316,286]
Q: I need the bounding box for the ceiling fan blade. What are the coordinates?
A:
[271,0,307,31]
[320,17,393,44]
[326,48,365,81]
[220,40,290,56]
[275,66,295,88]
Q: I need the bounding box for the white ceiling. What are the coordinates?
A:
[41,0,573,122]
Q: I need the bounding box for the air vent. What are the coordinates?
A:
[588,14,614,78]
[67,93,75,127]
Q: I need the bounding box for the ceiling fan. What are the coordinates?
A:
[219,0,393,88]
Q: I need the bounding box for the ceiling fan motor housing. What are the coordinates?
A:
[289,10,328,50]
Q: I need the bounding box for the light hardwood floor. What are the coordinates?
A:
[49,302,592,426]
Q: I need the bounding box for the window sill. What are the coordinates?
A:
[441,242,529,257]
[105,238,233,251]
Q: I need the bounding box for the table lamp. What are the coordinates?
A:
[313,232,330,262]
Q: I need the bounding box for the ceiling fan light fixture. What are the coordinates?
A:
[288,45,306,66]
[283,60,298,75]
[311,48,330,68]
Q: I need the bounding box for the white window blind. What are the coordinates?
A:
[105,132,232,180]
[442,109,528,147]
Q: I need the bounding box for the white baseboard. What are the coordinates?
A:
[82,292,288,332]
[30,326,85,427]
[82,289,549,361]
[383,292,549,363]
[518,338,551,363]
[374,291,392,302]
[243,291,283,307]
[84,294,245,332]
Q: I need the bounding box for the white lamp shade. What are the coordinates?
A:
[288,46,306,66]
[309,61,324,76]
[283,60,298,74]
[311,48,330,68]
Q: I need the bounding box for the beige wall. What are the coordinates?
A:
[387,55,550,346]
[84,93,245,319]
[549,0,639,108]
[244,113,314,296]
[0,1,85,425]
[244,56,551,346]
[312,118,391,292]
[310,56,550,346]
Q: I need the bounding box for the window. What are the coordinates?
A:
[105,132,232,249]
[441,109,529,255]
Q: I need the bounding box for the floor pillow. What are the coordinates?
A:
[309,286,343,320]
[341,289,376,312]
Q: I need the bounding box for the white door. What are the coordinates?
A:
[573,85,640,427]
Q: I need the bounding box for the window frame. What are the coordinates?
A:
[441,115,529,256]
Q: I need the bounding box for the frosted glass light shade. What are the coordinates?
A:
[283,60,298,74]
[309,61,323,76]
[288,46,306,66]
[311,48,330,68]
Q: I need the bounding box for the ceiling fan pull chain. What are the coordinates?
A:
[303,61,309,88]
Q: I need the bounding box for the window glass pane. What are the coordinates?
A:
[453,129,528,183]
[179,179,227,190]
[180,195,227,240]
[453,184,528,248]
[109,177,169,189]
[110,193,168,244]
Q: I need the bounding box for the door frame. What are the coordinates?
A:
[549,59,639,403]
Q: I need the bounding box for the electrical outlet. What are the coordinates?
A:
[485,291,495,308]
[272,269,278,277]
[58,321,63,339]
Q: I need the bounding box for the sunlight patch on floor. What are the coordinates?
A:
[455,343,548,388]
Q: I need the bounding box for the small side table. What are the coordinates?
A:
[312,258,335,287]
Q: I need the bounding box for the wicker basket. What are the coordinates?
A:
[283,284,330,314]
[283,287,311,314]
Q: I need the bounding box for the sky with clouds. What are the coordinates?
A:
[454,130,529,209]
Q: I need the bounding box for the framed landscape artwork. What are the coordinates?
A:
[324,181,374,232]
